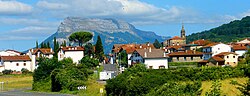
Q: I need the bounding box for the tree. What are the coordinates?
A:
[153,39,161,49]
[84,43,94,57]
[119,50,128,68]
[79,56,99,69]
[47,42,50,48]
[205,80,221,96]
[53,37,59,57]
[61,40,67,47]
[36,41,38,48]
[68,31,93,46]
[95,35,104,61]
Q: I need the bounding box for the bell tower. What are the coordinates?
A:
[181,24,186,39]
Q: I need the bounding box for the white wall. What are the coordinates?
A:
[224,54,238,64]
[127,54,132,66]
[58,50,84,64]
[212,44,231,56]
[235,50,247,57]
[99,71,115,80]
[0,61,32,72]
[144,58,168,69]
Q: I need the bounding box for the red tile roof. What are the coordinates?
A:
[215,52,238,56]
[0,55,31,61]
[61,46,84,51]
[166,45,183,50]
[189,39,212,46]
[211,56,225,62]
[167,50,203,56]
[203,43,219,48]
[6,49,22,54]
[113,43,156,54]
[31,48,54,55]
[170,36,184,40]
[232,44,248,51]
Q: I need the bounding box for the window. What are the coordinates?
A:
[191,56,193,60]
[234,62,236,64]
[10,61,12,63]
[177,57,179,61]
[227,56,229,58]
[159,66,165,69]
[218,48,220,50]
[23,61,26,62]
[227,62,229,64]
[149,66,153,69]
[200,56,202,59]
[24,63,26,66]
[16,63,19,66]
[233,56,235,58]
[184,57,187,61]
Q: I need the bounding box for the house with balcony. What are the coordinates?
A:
[202,43,232,60]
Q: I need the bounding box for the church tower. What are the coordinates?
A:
[181,24,186,39]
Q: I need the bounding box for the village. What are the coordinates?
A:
[0,24,249,81]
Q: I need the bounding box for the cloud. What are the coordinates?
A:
[0,0,32,15]
[36,1,69,10]
[241,10,250,17]
[0,18,60,27]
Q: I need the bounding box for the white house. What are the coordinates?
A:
[0,50,22,56]
[99,64,118,80]
[208,52,238,67]
[0,55,35,72]
[58,46,84,64]
[130,48,168,69]
[232,44,248,57]
[27,48,54,59]
[203,43,232,60]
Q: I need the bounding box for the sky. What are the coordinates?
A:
[0,0,250,52]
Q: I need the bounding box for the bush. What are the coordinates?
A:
[2,69,13,75]
[105,64,249,96]
[79,56,99,69]
[21,68,31,74]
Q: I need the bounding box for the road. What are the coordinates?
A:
[0,89,74,96]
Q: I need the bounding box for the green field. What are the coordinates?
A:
[0,74,33,91]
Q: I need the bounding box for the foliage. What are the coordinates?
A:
[84,43,94,57]
[118,50,128,68]
[146,81,202,96]
[153,39,161,49]
[187,16,250,43]
[21,68,31,74]
[61,40,67,47]
[106,65,249,95]
[68,31,93,46]
[79,56,99,69]
[40,42,50,48]
[205,80,221,96]
[53,37,60,58]
[36,40,38,48]
[2,69,13,75]
[169,62,198,66]
[95,35,104,62]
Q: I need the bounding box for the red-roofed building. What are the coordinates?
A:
[202,43,232,60]
[202,52,238,67]
[58,46,85,64]
[231,44,248,56]
[167,50,203,62]
[0,55,34,72]
[27,48,54,59]
[163,25,186,46]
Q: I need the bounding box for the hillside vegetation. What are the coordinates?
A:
[187,16,250,43]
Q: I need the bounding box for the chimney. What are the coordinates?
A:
[149,47,152,52]
[50,48,53,52]
[144,51,147,57]
[147,42,150,46]
[163,52,166,57]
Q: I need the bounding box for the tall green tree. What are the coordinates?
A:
[95,35,104,61]
[53,37,60,57]
[36,41,38,48]
[69,31,93,46]
[47,42,50,48]
[119,50,128,67]
[62,40,67,47]
[84,43,94,57]
[153,39,161,49]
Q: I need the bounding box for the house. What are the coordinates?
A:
[231,44,248,57]
[185,39,212,50]
[58,46,84,64]
[0,55,35,72]
[99,64,118,80]
[164,25,186,46]
[0,49,22,56]
[111,43,155,66]
[27,48,54,59]
[207,52,238,67]
[202,43,232,60]
[237,38,250,44]
[130,48,168,69]
[167,50,203,62]
[165,45,185,53]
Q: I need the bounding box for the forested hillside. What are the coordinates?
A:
[187,16,250,43]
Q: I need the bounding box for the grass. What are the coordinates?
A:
[201,77,248,96]
[0,74,33,91]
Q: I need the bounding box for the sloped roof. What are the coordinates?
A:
[169,36,184,40]
[203,43,220,48]
[61,46,84,51]
[6,49,22,54]
[215,52,238,56]
[232,44,248,51]
[211,56,225,62]
[189,39,212,46]
[166,45,183,50]
[168,50,203,56]
[0,55,31,61]
[135,49,166,58]
[31,48,54,55]
[113,43,156,54]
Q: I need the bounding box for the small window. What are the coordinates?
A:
[191,56,193,60]
[10,61,12,63]
[184,57,187,61]
[227,62,229,64]
[234,62,236,64]
[177,57,179,61]
[233,56,235,58]
[24,63,26,66]
[16,63,19,66]
[23,61,26,62]
[149,66,153,69]
[227,56,229,58]
[218,48,220,50]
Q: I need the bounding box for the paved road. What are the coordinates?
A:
[0,89,74,96]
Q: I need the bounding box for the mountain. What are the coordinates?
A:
[187,16,250,43]
[42,17,169,53]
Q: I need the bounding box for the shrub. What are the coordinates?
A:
[2,69,13,75]
[21,68,30,74]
